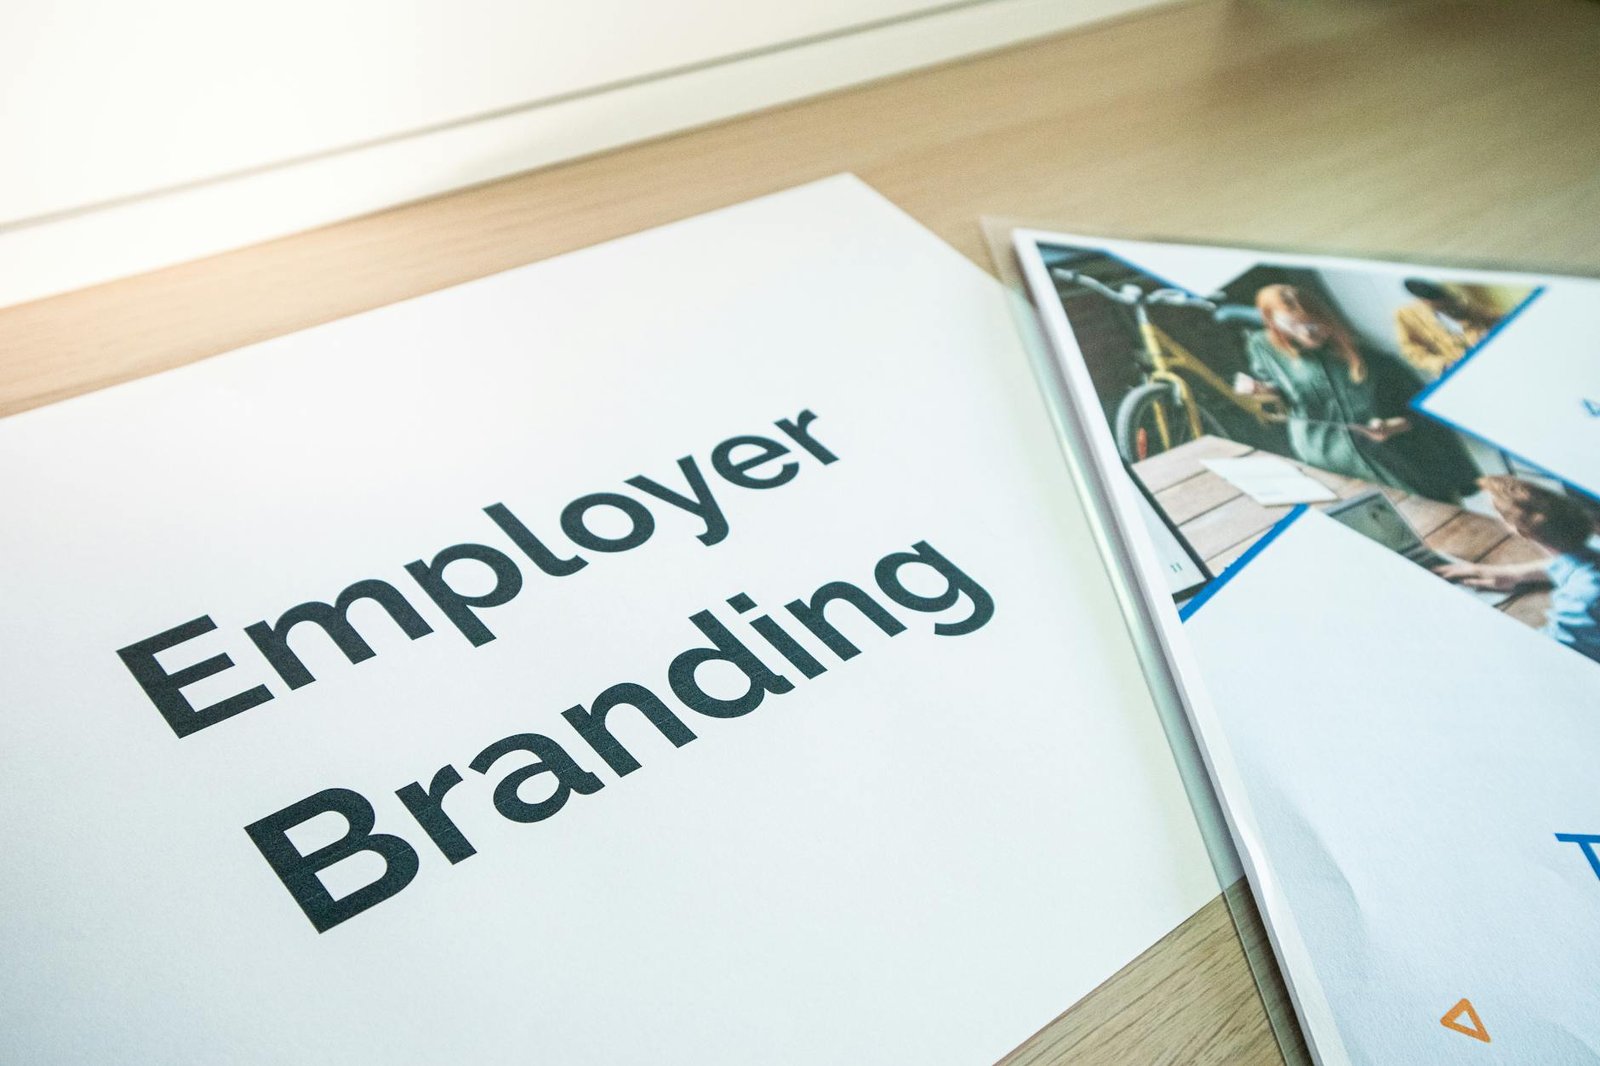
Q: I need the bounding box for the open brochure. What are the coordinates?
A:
[1010,226,1600,1065]
[0,177,1229,1065]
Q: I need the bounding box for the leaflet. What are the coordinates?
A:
[0,177,1221,1065]
[1010,227,1600,1065]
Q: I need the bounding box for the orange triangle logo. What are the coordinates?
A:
[1441,998,1490,1043]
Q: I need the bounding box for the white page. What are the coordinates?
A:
[1132,485,1210,595]
[1413,283,1600,499]
[1185,511,1600,1064]
[0,176,1219,1065]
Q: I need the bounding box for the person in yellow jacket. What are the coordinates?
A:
[1393,278,1497,378]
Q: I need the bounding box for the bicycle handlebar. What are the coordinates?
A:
[1050,267,1220,312]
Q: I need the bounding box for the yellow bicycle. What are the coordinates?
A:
[1053,269,1286,462]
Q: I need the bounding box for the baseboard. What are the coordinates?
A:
[0,0,1170,308]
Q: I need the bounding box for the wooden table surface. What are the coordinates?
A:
[1134,435,1555,628]
[4,1,1598,1062]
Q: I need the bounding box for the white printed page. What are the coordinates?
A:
[0,176,1219,1065]
[1414,283,1600,499]
[1185,511,1600,1065]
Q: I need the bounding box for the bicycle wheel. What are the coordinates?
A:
[1114,380,1198,462]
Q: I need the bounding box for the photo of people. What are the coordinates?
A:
[1393,277,1502,378]
[1037,242,1599,665]
[1448,476,1600,664]
[1241,279,1477,503]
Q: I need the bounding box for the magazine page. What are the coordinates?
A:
[1011,227,1600,1064]
[1187,508,1600,1064]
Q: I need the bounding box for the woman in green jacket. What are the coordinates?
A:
[1241,284,1477,502]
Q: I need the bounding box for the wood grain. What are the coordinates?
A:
[1396,493,1462,538]
[1133,434,1251,493]
[998,889,1307,1066]
[3,0,1597,1062]
[1140,437,1551,629]
[1426,512,1511,562]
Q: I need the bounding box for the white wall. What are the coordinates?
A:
[0,0,1172,307]
[1316,268,1411,359]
